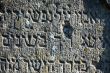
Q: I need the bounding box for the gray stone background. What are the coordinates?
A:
[0,0,110,73]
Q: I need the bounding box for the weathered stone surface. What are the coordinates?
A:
[0,0,110,73]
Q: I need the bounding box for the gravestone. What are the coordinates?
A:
[0,0,110,73]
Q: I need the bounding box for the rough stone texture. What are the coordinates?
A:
[0,0,110,73]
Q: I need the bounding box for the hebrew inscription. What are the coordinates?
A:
[0,0,110,73]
